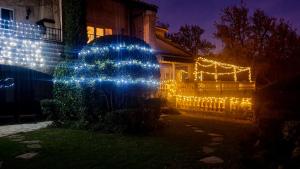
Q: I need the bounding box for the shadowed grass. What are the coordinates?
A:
[0,115,254,169]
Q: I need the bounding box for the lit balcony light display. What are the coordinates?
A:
[0,19,44,68]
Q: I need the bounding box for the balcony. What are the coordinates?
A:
[0,19,62,42]
[0,19,63,73]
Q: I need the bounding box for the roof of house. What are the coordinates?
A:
[122,0,158,12]
[154,27,194,63]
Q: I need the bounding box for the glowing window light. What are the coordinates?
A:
[0,19,44,68]
[194,57,252,82]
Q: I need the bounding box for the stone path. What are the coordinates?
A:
[5,134,42,160]
[16,153,38,159]
[202,146,215,154]
[199,156,224,164]
[27,144,42,149]
[184,122,225,166]
[21,140,41,144]
[0,121,52,138]
[0,124,46,163]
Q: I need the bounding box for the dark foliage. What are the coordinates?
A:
[167,25,215,55]
[40,99,62,121]
[240,76,300,169]
[215,3,300,87]
[51,36,161,133]
[62,0,87,59]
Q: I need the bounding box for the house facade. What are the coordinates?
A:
[0,0,194,122]
[86,0,157,46]
[85,0,194,82]
[0,0,193,79]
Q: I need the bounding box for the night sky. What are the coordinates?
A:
[145,0,300,52]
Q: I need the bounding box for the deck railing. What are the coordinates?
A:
[0,19,62,42]
[159,80,256,121]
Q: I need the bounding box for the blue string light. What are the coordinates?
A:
[0,78,15,89]
[79,44,154,56]
[55,36,160,87]
[54,77,159,86]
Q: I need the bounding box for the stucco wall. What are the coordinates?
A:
[86,0,130,35]
[0,0,61,29]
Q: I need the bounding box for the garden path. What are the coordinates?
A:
[0,121,52,138]
[160,113,254,168]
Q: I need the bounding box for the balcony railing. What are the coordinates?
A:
[0,19,62,42]
[43,26,62,42]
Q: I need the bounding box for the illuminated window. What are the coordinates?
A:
[87,26,113,43]
[96,28,104,38]
[105,28,112,35]
[87,26,95,43]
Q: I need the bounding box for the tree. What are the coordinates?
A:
[62,0,87,59]
[168,25,215,55]
[214,4,251,65]
[215,4,300,86]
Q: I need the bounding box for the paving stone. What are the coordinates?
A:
[209,142,222,146]
[211,137,224,142]
[202,146,215,154]
[7,135,24,139]
[208,133,223,137]
[194,129,205,133]
[21,140,41,144]
[27,144,42,149]
[10,138,24,142]
[292,146,300,158]
[191,127,199,130]
[160,114,169,117]
[199,156,224,164]
[16,153,38,159]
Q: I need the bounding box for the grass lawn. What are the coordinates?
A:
[0,115,254,169]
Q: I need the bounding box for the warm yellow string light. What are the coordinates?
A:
[194,57,252,82]
[175,95,253,112]
[160,80,253,113]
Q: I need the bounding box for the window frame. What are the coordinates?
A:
[86,25,113,43]
[0,7,15,21]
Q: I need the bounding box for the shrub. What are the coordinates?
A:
[40,99,62,120]
[52,36,161,133]
[53,61,86,123]
[102,98,162,133]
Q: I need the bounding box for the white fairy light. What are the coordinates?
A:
[0,19,44,68]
